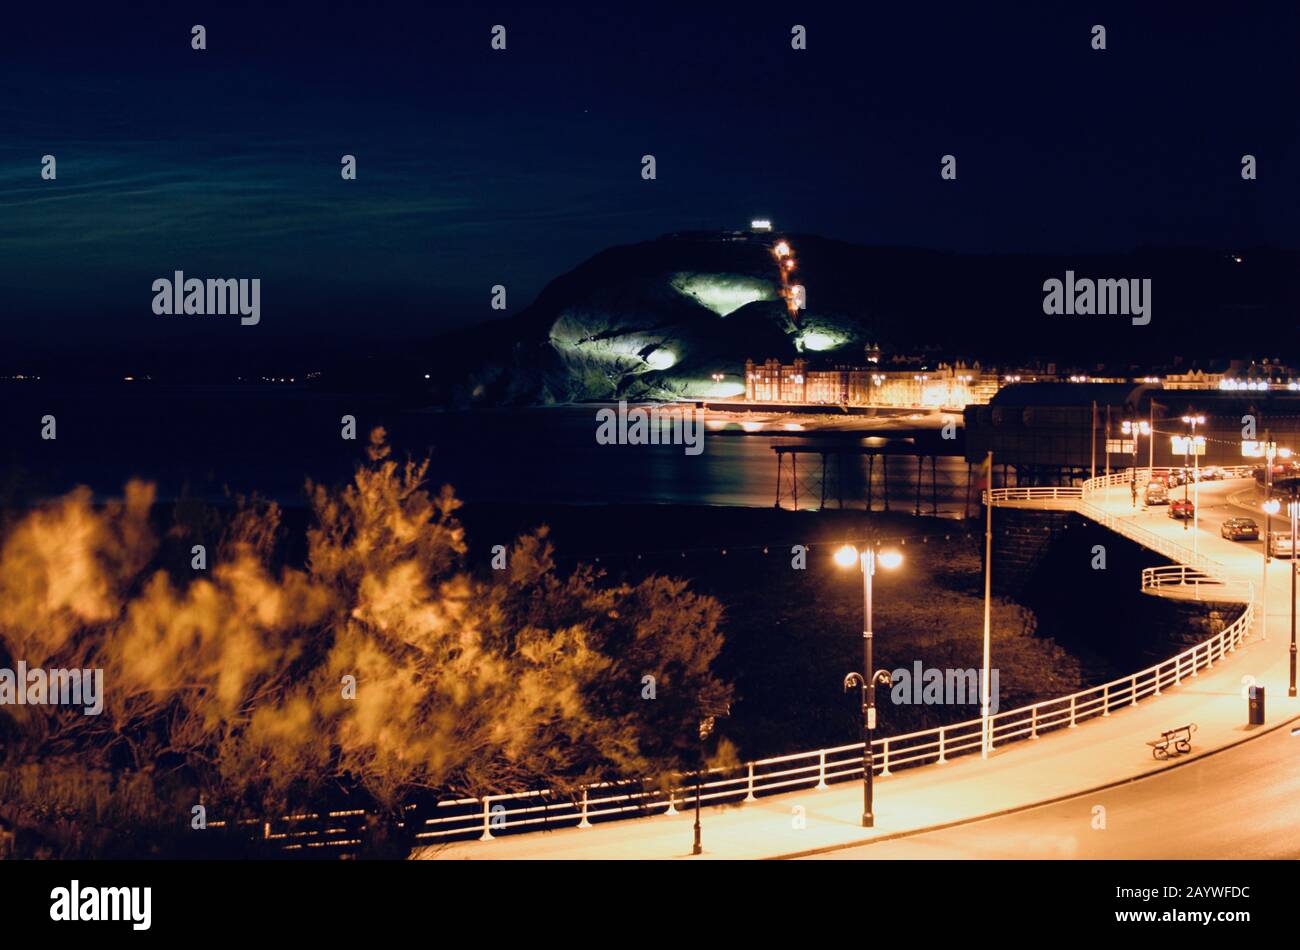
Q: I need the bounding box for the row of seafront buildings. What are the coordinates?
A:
[743,357,999,410]
[742,350,1299,413]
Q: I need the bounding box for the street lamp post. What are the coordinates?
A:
[1263,436,1275,643]
[837,544,902,827]
[1122,418,1150,508]
[1291,491,1298,699]
[1181,415,1205,551]
[690,703,728,856]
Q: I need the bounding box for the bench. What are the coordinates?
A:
[1146,723,1197,760]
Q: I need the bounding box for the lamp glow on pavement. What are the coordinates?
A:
[877,550,904,570]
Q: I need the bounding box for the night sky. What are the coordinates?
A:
[2,2,1295,360]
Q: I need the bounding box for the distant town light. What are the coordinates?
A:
[751,219,773,232]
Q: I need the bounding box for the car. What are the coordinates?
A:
[1168,499,1194,519]
[1269,532,1297,558]
[1255,464,1288,485]
[1144,482,1169,505]
[1221,517,1259,541]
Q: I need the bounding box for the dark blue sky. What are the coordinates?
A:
[1,1,1295,354]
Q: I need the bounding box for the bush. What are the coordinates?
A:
[0,429,731,855]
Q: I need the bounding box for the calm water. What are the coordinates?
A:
[0,385,971,514]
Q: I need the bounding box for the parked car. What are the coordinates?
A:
[1255,464,1288,485]
[1269,531,1297,558]
[1221,517,1259,541]
[1144,482,1169,505]
[1168,499,1195,519]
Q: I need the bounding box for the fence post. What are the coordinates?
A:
[745,763,757,802]
[1030,707,1038,739]
[938,727,947,762]
[479,799,494,841]
[1130,673,1139,705]
[816,750,828,790]
[577,788,591,829]
[1102,684,1110,717]
[879,739,891,777]
[1191,643,1200,677]
[1154,663,1162,696]
[1069,695,1077,728]
[664,786,678,816]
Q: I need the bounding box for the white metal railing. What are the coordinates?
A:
[1079,465,1256,497]
[405,477,1257,846]
[217,465,1240,851]
[1076,500,1231,580]
[988,467,1257,583]
[984,466,1258,507]
[1141,564,1254,603]
[407,594,1253,845]
[193,465,1262,854]
[980,486,1082,502]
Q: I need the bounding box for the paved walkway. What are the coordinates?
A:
[415,479,1298,859]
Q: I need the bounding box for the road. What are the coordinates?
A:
[809,721,1300,859]
[1130,474,1265,553]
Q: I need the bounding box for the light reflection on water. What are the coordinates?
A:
[0,390,970,514]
